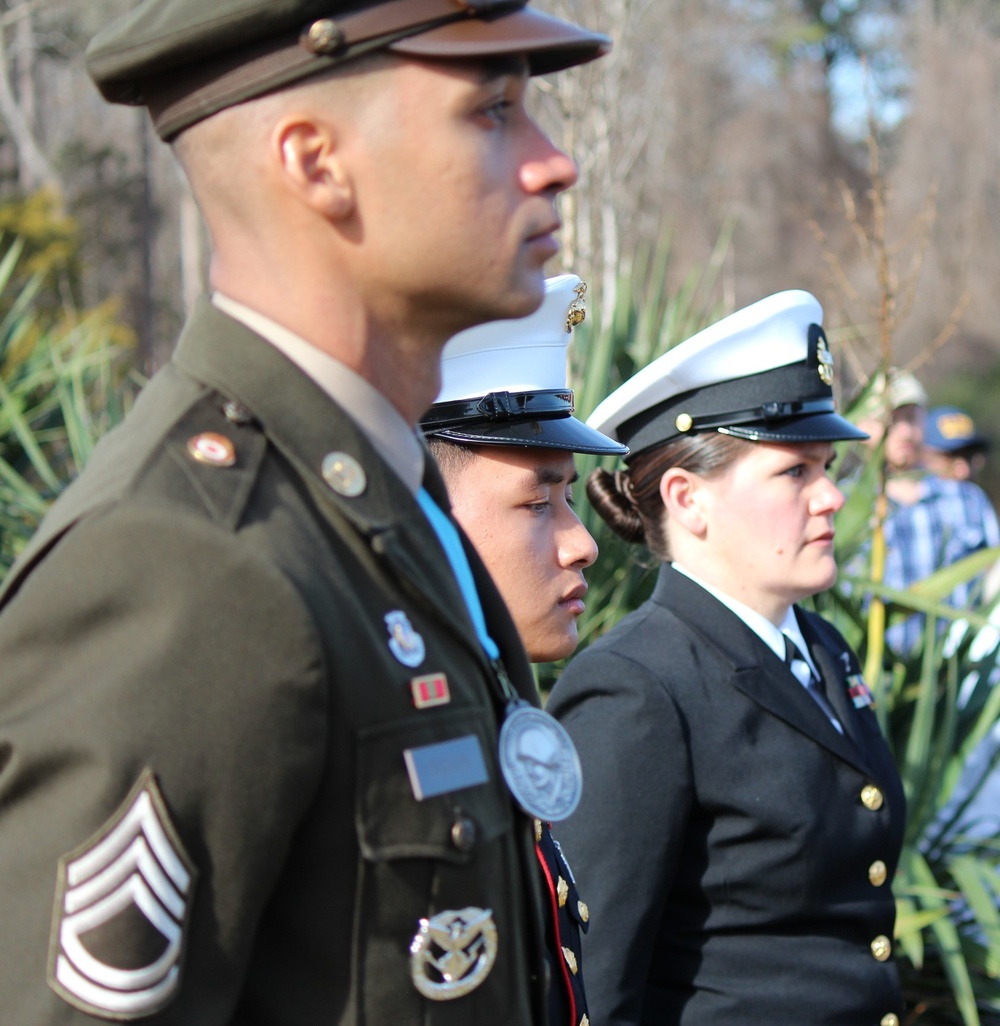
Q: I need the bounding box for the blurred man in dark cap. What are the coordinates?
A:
[0,2,609,1023]
[922,405,991,482]
[854,370,999,654]
[423,275,626,1026]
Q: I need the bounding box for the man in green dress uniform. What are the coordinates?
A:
[0,2,609,1023]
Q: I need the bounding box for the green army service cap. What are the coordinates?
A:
[86,0,611,141]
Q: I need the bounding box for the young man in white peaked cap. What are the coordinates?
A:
[423,274,627,1026]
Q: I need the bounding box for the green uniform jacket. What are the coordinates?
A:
[0,299,548,1025]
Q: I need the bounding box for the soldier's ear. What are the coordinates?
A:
[660,468,707,537]
[272,115,354,221]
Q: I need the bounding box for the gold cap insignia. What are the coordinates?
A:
[566,282,587,332]
[675,413,693,433]
[816,335,834,386]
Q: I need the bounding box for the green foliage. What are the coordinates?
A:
[815,436,1000,1024]
[0,231,138,572]
[551,235,1000,1023]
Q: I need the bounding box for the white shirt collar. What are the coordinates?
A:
[671,562,817,676]
[211,292,425,495]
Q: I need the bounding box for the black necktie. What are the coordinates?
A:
[783,635,844,735]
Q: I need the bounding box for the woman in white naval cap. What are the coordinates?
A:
[423,274,626,1026]
[546,291,906,1026]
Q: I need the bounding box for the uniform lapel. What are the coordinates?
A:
[804,623,871,757]
[655,567,871,772]
[170,300,486,657]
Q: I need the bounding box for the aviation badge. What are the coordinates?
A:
[385,610,425,668]
[47,769,197,1020]
[410,907,498,1000]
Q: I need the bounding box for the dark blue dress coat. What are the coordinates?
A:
[547,564,905,1026]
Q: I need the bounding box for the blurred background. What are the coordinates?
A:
[4,4,1000,1020]
[5,0,998,493]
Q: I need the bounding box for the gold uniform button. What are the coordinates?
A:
[871,935,892,961]
[580,1016,590,1026]
[450,817,477,853]
[578,899,590,923]
[557,876,569,908]
[881,1015,900,1026]
[562,946,578,975]
[861,784,884,810]
[534,818,543,843]
[869,860,888,887]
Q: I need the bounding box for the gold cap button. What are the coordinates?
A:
[305,18,344,54]
[869,859,888,887]
[871,935,892,961]
[880,1015,900,1026]
[861,784,884,811]
[578,899,590,923]
[675,413,693,432]
[562,946,578,975]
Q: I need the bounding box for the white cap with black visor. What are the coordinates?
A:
[422,274,628,456]
[586,290,868,462]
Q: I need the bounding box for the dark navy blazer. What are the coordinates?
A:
[547,564,905,1026]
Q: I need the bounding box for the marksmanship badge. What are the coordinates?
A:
[498,702,582,821]
[48,769,197,1020]
[385,610,426,668]
[410,907,498,1000]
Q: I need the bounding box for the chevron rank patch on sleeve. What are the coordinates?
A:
[47,769,198,1020]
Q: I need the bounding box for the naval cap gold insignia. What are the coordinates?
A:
[565,281,587,332]
[816,333,834,386]
[410,907,498,1000]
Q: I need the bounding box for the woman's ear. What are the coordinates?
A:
[660,468,708,537]
[272,116,355,220]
